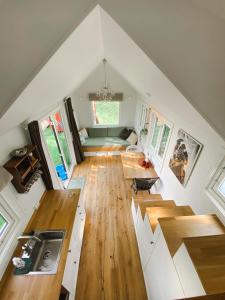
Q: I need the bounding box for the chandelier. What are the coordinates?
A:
[96,58,115,101]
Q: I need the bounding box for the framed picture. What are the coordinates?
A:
[169,129,203,186]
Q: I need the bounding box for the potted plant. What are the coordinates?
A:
[140,128,148,135]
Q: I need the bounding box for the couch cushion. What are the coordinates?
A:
[82,137,130,147]
[87,127,108,137]
[107,127,125,137]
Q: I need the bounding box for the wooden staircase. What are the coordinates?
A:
[131,191,225,300]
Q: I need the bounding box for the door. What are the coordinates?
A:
[40,111,72,187]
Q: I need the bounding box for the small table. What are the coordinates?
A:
[121,152,158,179]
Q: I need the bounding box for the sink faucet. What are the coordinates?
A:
[17,235,42,256]
[17,235,42,243]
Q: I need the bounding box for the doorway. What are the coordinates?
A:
[40,110,73,188]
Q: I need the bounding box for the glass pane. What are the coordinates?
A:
[151,118,162,148]
[158,125,170,158]
[92,101,120,125]
[0,214,8,236]
[52,112,72,169]
[218,178,225,197]
[41,118,63,167]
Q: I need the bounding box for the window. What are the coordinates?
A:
[0,201,17,246]
[158,125,171,158]
[208,159,225,209]
[151,117,163,148]
[148,111,172,168]
[92,101,120,126]
[0,214,8,237]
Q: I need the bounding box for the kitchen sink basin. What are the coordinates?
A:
[21,230,65,275]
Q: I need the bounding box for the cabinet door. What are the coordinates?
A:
[76,210,86,247]
[70,209,86,248]
[145,228,184,300]
[173,244,206,297]
[131,199,138,231]
[136,211,155,269]
[62,242,80,294]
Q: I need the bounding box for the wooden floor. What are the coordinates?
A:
[73,155,147,300]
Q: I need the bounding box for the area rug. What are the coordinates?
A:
[67,176,85,189]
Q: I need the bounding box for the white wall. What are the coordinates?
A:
[0,126,46,279]
[70,63,138,129]
[99,8,225,224]
[0,6,104,136]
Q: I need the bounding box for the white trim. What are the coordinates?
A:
[207,157,225,213]
[38,105,76,189]
[0,191,21,279]
[146,109,173,173]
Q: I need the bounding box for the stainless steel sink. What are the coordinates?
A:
[21,230,65,275]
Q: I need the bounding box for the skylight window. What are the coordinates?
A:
[92,101,120,126]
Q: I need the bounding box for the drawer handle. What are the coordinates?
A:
[74,261,77,264]
[68,249,71,253]
[150,241,154,245]
[79,212,82,215]
[81,219,83,221]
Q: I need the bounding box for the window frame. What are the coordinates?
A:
[91,101,121,127]
[208,158,225,211]
[0,198,18,248]
[147,110,173,170]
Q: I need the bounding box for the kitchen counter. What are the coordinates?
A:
[0,189,80,300]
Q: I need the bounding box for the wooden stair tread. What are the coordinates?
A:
[132,192,163,202]
[139,200,176,218]
[146,206,195,232]
[183,234,225,294]
[158,215,225,257]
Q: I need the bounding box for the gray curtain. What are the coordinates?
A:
[28,121,53,190]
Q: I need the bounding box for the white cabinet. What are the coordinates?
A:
[131,198,138,233]
[173,244,206,298]
[136,209,155,269]
[62,201,86,296]
[144,227,185,300]
[63,241,81,293]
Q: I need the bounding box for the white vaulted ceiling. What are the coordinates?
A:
[0,1,224,139]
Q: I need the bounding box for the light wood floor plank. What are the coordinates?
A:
[73,155,147,300]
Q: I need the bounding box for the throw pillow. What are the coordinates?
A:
[79,133,85,144]
[127,132,138,145]
[79,128,88,139]
[120,128,133,140]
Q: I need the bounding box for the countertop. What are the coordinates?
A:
[121,152,158,179]
[0,189,80,300]
[158,215,225,257]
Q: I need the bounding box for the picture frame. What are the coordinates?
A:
[169,129,203,186]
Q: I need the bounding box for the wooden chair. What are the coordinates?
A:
[132,177,159,194]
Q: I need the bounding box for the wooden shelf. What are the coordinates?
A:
[21,166,32,179]
[4,145,41,193]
